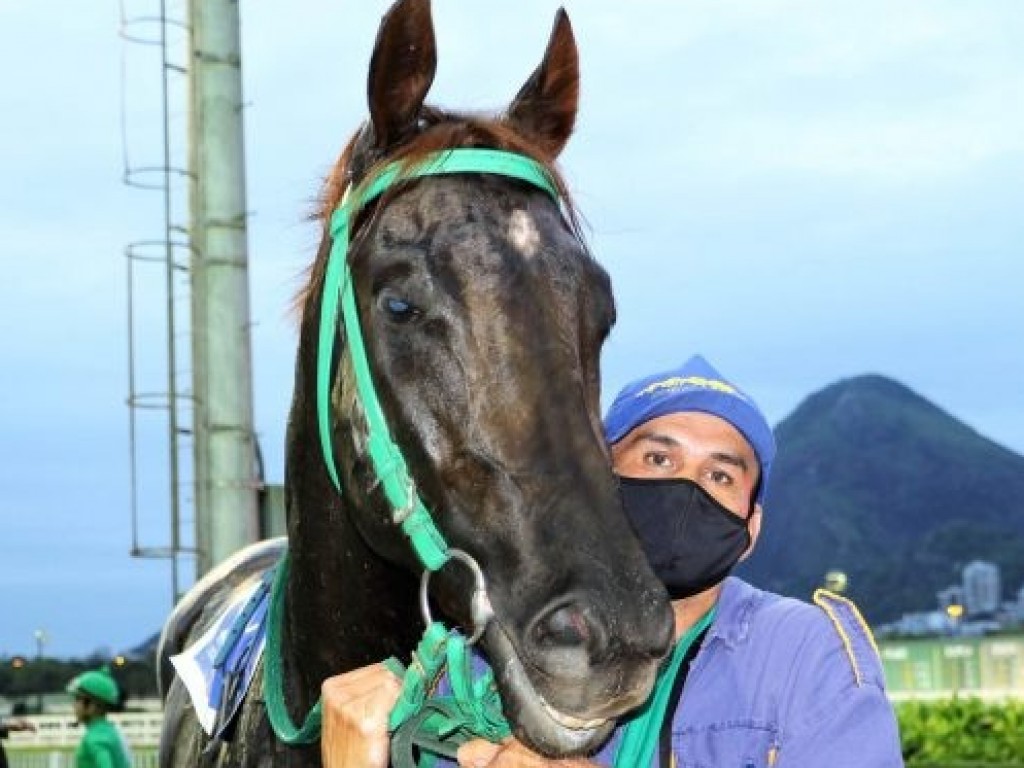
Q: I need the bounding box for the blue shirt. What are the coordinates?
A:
[436,577,903,767]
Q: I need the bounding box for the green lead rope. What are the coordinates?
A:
[264,553,323,745]
[263,552,511,760]
[264,549,714,766]
[385,624,511,768]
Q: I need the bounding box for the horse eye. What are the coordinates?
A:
[381,295,419,322]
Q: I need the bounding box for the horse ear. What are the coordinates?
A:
[367,0,437,151]
[506,9,579,159]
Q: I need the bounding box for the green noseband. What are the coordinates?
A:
[316,148,560,571]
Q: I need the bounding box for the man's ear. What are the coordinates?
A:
[740,504,762,562]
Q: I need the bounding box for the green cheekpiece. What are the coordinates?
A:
[265,149,561,758]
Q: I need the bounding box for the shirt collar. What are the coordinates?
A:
[705,576,762,649]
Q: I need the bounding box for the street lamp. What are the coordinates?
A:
[946,603,964,635]
[33,629,47,714]
[824,570,848,594]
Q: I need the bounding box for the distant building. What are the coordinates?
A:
[879,610,954,637]
[1012,585,1024,623]
[963,561,1001,617]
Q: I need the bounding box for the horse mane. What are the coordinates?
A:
[295,107,586,316]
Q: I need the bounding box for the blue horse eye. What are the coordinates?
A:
[383,296,417,320]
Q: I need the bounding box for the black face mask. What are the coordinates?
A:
[618,476,751,600]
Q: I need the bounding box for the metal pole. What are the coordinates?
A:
[187,0,210,579]
[189,0,259,575]
[158,0,182,601]
[33,630,46,714]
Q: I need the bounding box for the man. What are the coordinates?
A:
[66,666,132,768]
[323,355,904,767]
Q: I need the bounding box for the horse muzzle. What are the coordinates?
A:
[480,588,672,757]
[481,620,618,756]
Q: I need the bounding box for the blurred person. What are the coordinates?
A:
[66,666,132,768]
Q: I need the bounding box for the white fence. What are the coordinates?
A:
[3,713,163,749]
[4,712,162,768]
[5,750,157,768]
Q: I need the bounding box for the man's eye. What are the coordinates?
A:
[710,469,733,485]
[643,452,673,469]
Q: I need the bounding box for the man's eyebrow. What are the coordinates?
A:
[632,431,682,449]
[710,451,750,473]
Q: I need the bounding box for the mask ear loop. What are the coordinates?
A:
[748,475,763,517]
[740,495,761,563]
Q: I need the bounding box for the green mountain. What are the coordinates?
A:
[737,374,1024,625]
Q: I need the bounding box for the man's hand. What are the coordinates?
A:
[457,738,598,767]
[320,663,401,768]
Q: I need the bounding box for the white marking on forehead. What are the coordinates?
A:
[508,209,541,258]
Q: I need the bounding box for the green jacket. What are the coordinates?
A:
[75,718,131,768]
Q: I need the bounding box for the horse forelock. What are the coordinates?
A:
[293,108,585,318]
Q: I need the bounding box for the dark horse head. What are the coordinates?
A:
[158,0,673,762]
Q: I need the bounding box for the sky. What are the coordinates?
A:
[1,0,1021,658]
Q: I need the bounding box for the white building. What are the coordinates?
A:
[962,560,1001,617]
[1012,585,1024,622]
[885,610,954,637]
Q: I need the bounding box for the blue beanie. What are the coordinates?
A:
[604,355,776,504]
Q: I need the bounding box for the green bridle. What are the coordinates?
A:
[315,147,561,571]
[265,149,563,750]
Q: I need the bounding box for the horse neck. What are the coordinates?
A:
[280,332,422,713]
[285,506,421,704]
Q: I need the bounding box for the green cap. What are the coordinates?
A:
[67,666,120,707]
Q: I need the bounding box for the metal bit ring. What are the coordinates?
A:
[419,548,495,645]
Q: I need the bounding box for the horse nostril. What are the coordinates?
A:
[529,601,609,661]
[533,606,587,647]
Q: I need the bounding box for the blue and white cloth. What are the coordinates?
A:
[169,572,273,737]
